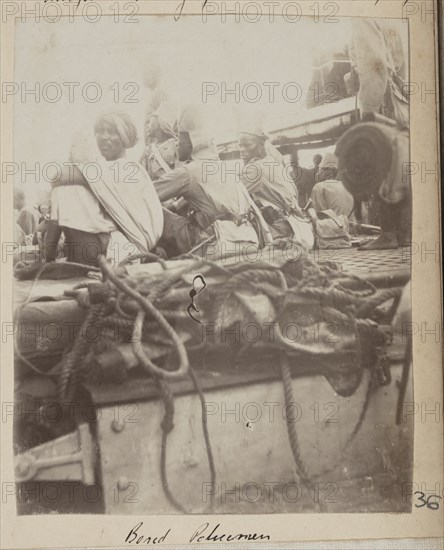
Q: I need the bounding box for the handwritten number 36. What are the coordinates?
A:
[414,492,442,510]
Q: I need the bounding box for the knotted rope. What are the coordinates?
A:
[47,250,402,503]
[207,251,398,482]
[98,256,215,513]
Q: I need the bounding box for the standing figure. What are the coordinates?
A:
[312,154,323,184]
[349,18,408,128]
[143,64,169,142]
[141,102,178,182]
[289,150,316,209]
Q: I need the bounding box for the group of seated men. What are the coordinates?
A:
[14,103,355,267]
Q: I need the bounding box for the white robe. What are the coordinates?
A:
[82,158,164,255]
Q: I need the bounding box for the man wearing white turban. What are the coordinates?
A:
[94,112,139,156]
[238,128,314,249]
[48,112,164,264]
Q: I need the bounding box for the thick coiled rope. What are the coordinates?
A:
[57,303,107,401]
[207,252,398,483]
[99,258,189,381]
[356,287,403,318]
[50,250,402,502]
[98,256,215,513]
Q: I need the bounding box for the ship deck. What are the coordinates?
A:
[14,247,411,305]
[14,247,413,515]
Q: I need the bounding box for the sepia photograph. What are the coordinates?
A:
[9,12,416,517]
[1,1,441,546]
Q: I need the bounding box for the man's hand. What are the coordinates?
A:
[165,197,188,214]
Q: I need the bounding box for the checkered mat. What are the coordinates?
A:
[312,247,411,277]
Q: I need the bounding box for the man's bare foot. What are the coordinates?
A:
[357,233,399,251]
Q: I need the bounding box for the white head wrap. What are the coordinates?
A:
[239,126,284,165]
[95,112,138,149]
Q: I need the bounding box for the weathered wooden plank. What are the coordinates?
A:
[96,364,413,514]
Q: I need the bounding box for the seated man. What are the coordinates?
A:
[239,128,314,249]
[49,112,163,265]
[154,105,258,257]
[310,152,354,218]
[14,187,39,239]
